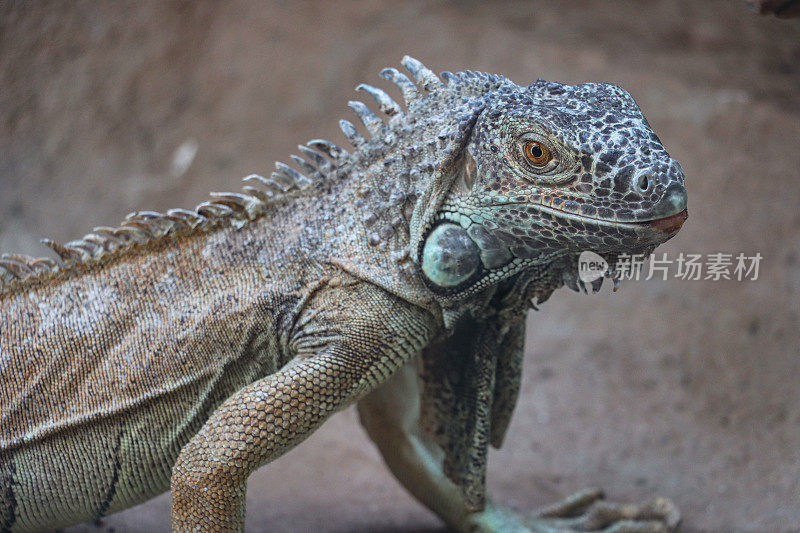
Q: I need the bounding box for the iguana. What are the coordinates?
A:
[0,57,688,532]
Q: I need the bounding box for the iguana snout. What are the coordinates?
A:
[647,182,688,230]
[419,79,687,296]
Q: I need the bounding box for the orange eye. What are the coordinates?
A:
[523,140,552,167]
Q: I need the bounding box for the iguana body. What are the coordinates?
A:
[0,57,687,532]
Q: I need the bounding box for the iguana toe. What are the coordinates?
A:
[527,489,680,532]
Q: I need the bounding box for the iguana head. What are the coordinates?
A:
[418,78,687,298]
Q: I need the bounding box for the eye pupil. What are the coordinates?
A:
[523,140,552,167]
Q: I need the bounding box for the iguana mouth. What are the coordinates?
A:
[534,204,687,234]
[642,209,688,234]
[483,181,689,235]
[438,202,688,235]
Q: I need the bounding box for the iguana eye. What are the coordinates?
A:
[514,132,564,178]
[522,140,552,167]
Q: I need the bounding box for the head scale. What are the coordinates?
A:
[418,76,687,300]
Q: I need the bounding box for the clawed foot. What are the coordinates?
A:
[463,488,679,533]
[528,488,680,532]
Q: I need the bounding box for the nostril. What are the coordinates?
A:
[636,174,651,193]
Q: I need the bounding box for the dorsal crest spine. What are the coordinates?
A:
[0,57,507,294]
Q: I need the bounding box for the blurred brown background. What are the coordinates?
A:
[1,1,799,531]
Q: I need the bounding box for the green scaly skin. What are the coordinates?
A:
[0,57,685,532]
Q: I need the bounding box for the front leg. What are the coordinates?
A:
[358,360,485,530]
[359,360,538,532]
[170,281,436,531]
[171,352,357,531]
[358,362,680,533]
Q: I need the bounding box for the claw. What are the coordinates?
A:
[530,489,680,533]
[536,487,604,518]
[604,519,669,533]
[651,497,681,530]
